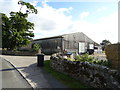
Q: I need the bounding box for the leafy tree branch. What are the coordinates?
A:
[2,0,38,50]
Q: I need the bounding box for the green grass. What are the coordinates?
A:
[43,60,93,88]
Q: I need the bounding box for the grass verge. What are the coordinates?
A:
[43,60,93,88]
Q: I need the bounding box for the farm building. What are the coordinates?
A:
[32,32,99,55]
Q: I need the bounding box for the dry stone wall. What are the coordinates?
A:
[2,50,38,56]
[50,55,120,88]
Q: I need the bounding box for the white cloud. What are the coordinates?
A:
[0,0,118,44]
[0,0,31,16]
[71,12,118,43]
[57,7,73,14]
[97,6,107,12]
[27,2,118,44]
[28,3,73,38]
[30,0,39,6]
[0,0,20,16]
[79,12,90,19]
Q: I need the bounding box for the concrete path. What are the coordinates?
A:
[0,55,67,89]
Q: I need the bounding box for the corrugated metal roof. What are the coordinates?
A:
[33,32,82,41]
[33,32,99,45]
[33,35,63,41]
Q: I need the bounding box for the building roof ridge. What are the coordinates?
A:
[33,32,82,41]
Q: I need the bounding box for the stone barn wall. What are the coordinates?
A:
[105,44,120,70]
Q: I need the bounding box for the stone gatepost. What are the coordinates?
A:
[105,44,120,70]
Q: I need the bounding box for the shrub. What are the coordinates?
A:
[32,43,41,51]
[76,54,94,62]
[67,57,75,61]
[74,54,110,67]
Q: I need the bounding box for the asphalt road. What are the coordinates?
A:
[0,58,33,89]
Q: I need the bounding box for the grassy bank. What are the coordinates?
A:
[43,60,92,88]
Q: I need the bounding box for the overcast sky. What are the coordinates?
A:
[0,0,118,44]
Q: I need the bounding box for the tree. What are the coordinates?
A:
[2,14,12,50]
[2,0,37,50]
[100,39,111,51]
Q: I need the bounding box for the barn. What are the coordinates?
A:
[32,32,99,55]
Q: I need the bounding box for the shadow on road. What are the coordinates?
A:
[0,66,27,71]
[1,58,33,89]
